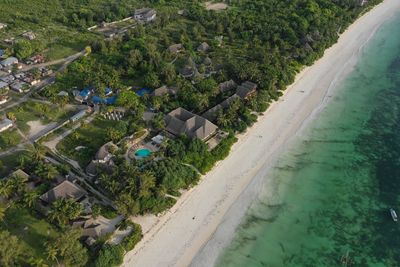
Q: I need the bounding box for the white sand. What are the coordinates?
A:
[205,2,228,11]
[123,1,400,266]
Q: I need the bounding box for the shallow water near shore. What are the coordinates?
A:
[216,12,400,267]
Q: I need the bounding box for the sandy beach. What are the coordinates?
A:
[123,1,400,266]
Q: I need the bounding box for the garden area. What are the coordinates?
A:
[56,117,121,166]
[1,207,60,263]
[0,129,22,150]
[8,100,76,135]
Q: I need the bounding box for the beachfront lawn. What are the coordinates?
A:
[9,101,76,134]
[1,206,59,264]
[0,129,22,150]
[56,117,120,167]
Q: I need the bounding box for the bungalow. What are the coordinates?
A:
[0,57,18,67]
[134,8,157,23]
[10,81,29,93]
[152,85,178,97]
[219,80,237,94]
[167,43,184,54]
[40,180,88,206]
[72,216,115,243]
[235,81,258,99]
[164,107,218,141]
[0,118,13,132]
[86,142,117,177]
[23,76,40,86]
[197,42,210,52]
[0,23,7,30]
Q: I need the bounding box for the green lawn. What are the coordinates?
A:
[9,101,76,134]
[57,117,119,166]
[1,207,59,263]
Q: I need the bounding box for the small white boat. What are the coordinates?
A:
[390,208,398,222]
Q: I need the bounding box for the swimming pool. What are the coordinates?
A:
[135,148,151,158]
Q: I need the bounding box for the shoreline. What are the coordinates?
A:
[122,1,400,266]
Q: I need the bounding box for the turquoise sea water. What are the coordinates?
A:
[216,13,400,267]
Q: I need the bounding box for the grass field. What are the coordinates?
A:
[1,207,59,263]
[57,117,119,166]
[9,101,76,134]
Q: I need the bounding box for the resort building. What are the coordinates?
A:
[134,8,157,23]
[219,80,237,94]
[40,180,88,205]
[167,43,184,54]
[164,107,218,141]
[0,118,13,132]
[0,23,7,30]
[202,94,240,122]
[0,74,15,84]
[235,81,258,99]
[22,31,36,40]
[152,85,178,97]
[197,42,210,52]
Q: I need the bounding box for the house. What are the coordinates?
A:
[0,49,5,58]
[152,85,178,97]
[0,74,15,84]
[0,81,9,92]
[72,216,115,241]
[235,81,257,99]
[134,8,157,23]
[0,118,13,132]
[0,23,7,30]
[0,95,9,105]
[40,180,88,206]
[167,43,184,54]
[151,134,165,145]
[26,54,45,65]
[10,81,29,93]
[70,110,87,123]
[197,42,210,52]
[179,65,196,79]
[9,169,30,180]
[22,31,36,40]
[219,80,237,94]
[57,91,69,97]
[23,76,40,86]
[164,107,218,141]
[14,72,26,80]
[0,57,18,67]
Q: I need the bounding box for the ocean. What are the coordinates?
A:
[215,12,400,267]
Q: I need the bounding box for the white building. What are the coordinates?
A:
[0,118,13,132]
[0,23,7,30]
[134,8,157,23]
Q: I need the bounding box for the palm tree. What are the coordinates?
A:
[30,145,47,162]
[45,245,60,266]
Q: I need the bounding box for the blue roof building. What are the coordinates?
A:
[0,49,5,57]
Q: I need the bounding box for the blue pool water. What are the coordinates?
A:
[135,148,151,157]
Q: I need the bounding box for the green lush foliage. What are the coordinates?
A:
[95,244,124,267]
[47,198,83,226]
[121,223,143,251]
[0,230,24,267]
